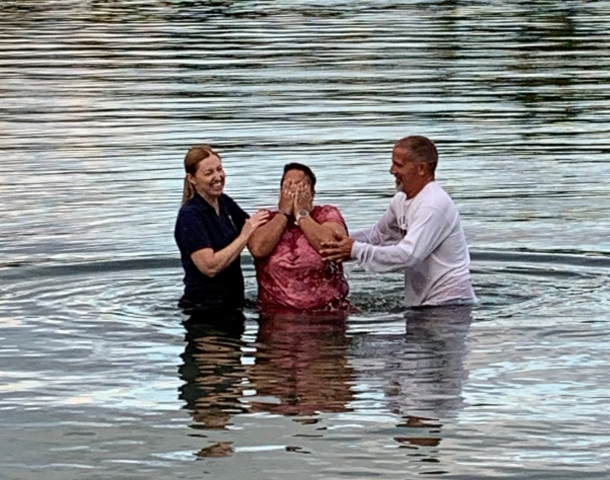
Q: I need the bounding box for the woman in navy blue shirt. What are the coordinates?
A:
[175,145,269,313]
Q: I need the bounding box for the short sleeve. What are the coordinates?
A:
[315,205,348,232]
[175,208,213,256]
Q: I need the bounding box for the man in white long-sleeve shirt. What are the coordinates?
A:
[321,135,476,307]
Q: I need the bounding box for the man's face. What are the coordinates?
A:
[390,147,420,195]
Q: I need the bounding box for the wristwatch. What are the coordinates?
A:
[295,209,309,224]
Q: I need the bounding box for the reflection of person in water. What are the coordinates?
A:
[350,306,472,454]
[178,311,247,458]
[247,310,354,417]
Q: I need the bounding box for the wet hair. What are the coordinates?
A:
[394,135,438,175]
[181,144,220,205]
[280,162,317,189]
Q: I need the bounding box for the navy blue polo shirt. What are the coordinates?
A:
[174,193,249,311]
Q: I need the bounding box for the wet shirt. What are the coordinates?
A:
[255,205,349,310]
[351,182,476,307]
[174,193,248,311]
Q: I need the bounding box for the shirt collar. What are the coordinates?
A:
[191,192,225,211]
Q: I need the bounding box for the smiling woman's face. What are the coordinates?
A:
[188,154,225,201]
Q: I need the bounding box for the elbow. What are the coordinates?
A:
[250,251,268,260]
[247,241,270,260]
[200,266,219,278]
[248,245,264,260]
[196,261,221,277]
[191,249,223,277]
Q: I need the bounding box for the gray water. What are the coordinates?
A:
[1,1,610,478]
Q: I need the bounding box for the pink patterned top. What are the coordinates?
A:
[255,205,350,311]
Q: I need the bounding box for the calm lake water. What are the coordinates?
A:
[1,1,610,478]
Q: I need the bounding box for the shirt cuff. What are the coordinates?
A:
[351,241,364,260]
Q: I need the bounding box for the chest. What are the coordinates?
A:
[202,209,239,248]
[266,226,322,269]
[393,199,415,236]
[281,225,313,251]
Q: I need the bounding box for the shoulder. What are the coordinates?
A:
[222,194,249,218]
[390,191,407,204]
[313,205,346,224]
[411,183,460,225]
[177,197,204,222]
[314,204,342,215]
[221,193,239,209]
[418,182,455,209]
[175,199,213,244]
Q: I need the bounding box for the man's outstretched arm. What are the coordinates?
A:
[322,206,449,272]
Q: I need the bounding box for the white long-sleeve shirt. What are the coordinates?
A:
[351,181,476,307]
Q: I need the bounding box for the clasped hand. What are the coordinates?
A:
[278,180,354,262]
[278,180,313,216]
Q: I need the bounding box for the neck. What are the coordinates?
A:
[197,190,220,212]
[404,178,433,199]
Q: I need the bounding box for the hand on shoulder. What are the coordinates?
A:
[242,209,270,237]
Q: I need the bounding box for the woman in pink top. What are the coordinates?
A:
[248,163,350,311]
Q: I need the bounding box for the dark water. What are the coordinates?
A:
[1,1,610,478]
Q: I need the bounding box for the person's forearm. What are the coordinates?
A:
[298,216,341,253]
[352,227,375,243]
[352,211,446,272]
[247,213,288,259]
[201,233,250,277]
[352,240,420,273]
[353,224,402,246]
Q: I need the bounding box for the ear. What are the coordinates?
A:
[187,173,197,185]
[418,163,428,176]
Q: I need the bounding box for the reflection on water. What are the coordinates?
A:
[178,306,473,471]
[350,307,471,471]
[179,309,354,458]
[249,310,353,417]
[400,309,470,468]
[179,311,246,458]
[179,312,247,429]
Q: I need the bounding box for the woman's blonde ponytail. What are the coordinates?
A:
[181,176,196,205]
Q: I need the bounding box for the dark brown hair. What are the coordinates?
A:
[280,162,317,189]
